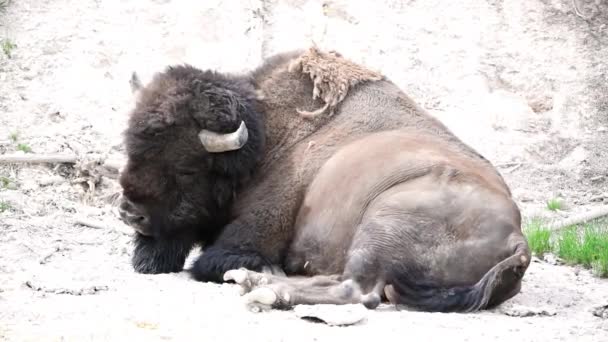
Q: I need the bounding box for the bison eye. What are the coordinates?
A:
[176,168,198,176]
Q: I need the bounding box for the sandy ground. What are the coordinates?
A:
[1,0,608,341]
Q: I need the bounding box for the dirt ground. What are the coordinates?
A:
[1,0,608,341]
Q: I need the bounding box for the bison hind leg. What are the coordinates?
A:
[223,268,385,312]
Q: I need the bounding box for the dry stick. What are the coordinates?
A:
[0,153,123,172]
[0,153,78,164]
[548,205,608,230]
[74,217,108,230]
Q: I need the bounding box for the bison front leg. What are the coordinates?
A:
[132,233,194,274]
[189,245,283,283]
[189,167,302,282]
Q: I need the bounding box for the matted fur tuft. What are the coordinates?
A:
[288,46,384,118]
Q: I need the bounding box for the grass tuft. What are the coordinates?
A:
[16,143,32,153]
[0,176,9,188]
[8,131,18,142]
[525,219,608,278]
[556,227,579,263]
[523,219,552,257]
[1,38,16,58]
[0,201,10,213]
[546,198,563,211]
[557,225,608,277]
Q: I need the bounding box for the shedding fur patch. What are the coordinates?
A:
[288,47,384,119]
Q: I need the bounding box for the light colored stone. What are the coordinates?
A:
[294,304,367,326]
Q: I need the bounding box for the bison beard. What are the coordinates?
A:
[132,233,194,274]
[119,48,531,313]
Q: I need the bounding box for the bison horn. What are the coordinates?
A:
[198,121,249,153]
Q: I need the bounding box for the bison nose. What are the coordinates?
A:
[120,211,147,225]
[117,197,150,233]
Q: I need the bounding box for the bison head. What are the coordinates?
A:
[118,65,265,240]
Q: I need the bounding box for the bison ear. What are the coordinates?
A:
[130,72,143,93]
[129,71,145,104]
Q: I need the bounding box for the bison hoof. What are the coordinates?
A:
[224,268,291,312]
[224,268,271,295]
[244,287,278,312]
[224,268,249,284]
[244,286,291,312]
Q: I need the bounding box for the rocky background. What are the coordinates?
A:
[0,0,607,341]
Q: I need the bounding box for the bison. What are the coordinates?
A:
[117,47,531,313]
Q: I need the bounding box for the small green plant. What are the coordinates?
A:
[8,131,18,142]
[524,219,608,278]
[556,227,580,262]
[546,198,563,211]
[592,248,608,278]
[1,38,16,58]
[556,224,608,277]
[0,176,9,188]
[16,143,32,153]
[524,219,552,257]
[0,201,10,213]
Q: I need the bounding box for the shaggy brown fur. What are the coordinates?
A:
[287,46,384,118]
[118,47,530,313]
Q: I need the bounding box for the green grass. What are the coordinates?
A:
[546,198,564,211]
[8,131,18,142]
[524,219,553,257]
[0,176,9,188]
[16,143,32,153]
[0,201,10,213]
[524,218,608,277]
[1,38,16,58]
[556,225,608,277]
[556,227,579,262]
[9,133,33,153]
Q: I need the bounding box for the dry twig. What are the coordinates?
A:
[548,205,608,230]
[39,247,69,265]
[0,153,122,173]
[74,217,108,230]
[0,153,77,164]
[25,281,109,296]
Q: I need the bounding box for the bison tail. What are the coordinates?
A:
[386,241,531,313]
